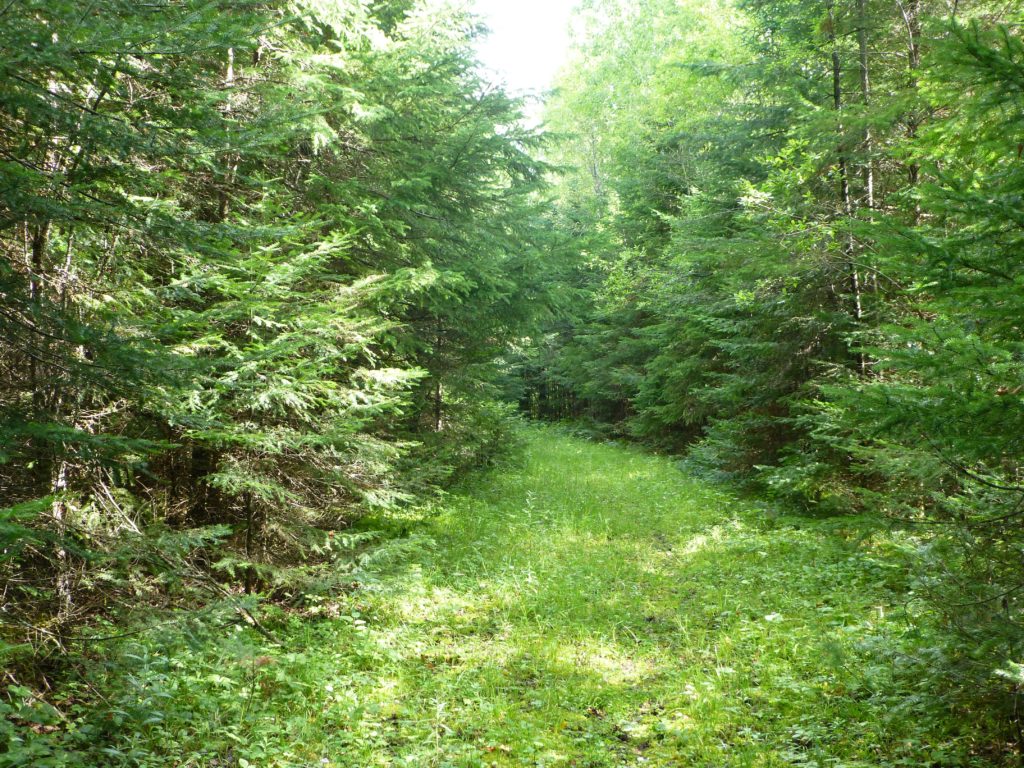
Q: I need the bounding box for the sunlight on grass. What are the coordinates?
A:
[258,425,1000,767]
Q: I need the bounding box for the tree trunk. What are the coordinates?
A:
[51,459,74,632]
[588,134,604,198]
[857,0,874,210]
[28,222,50,427]
[828,5,863,317]
[189,445,220,522]
[900,0,923,221]
[244,490,258,595]
[433,379,444,432]
[188,44,240,522]
[828,1,866,374]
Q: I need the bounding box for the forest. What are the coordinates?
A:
[2,0,1024,765]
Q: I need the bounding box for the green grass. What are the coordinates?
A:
[300,426,1001,767]
[6,426,1007,767]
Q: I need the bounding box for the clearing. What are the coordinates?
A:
[123,427,996,767]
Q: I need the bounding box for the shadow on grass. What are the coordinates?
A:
[341,430,966,766]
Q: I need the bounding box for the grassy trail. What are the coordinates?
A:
[291,426,988,768]
[162,426,1002,768]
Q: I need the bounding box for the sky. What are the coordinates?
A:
[471,0,578,99]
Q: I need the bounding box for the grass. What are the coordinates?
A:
[303,426,1001,767]
[6,425,1008,767]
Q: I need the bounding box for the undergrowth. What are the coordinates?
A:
[2,426,1012,766]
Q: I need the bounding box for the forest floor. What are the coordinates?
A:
[231,425,999,768]
[81,426,1003,767]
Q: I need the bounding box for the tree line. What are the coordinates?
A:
[517,0,1024,722]
[0,0,560,671]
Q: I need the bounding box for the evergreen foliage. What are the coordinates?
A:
[0,0,555,677]
[520,0,1024,723]
[5,0,1024,760]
